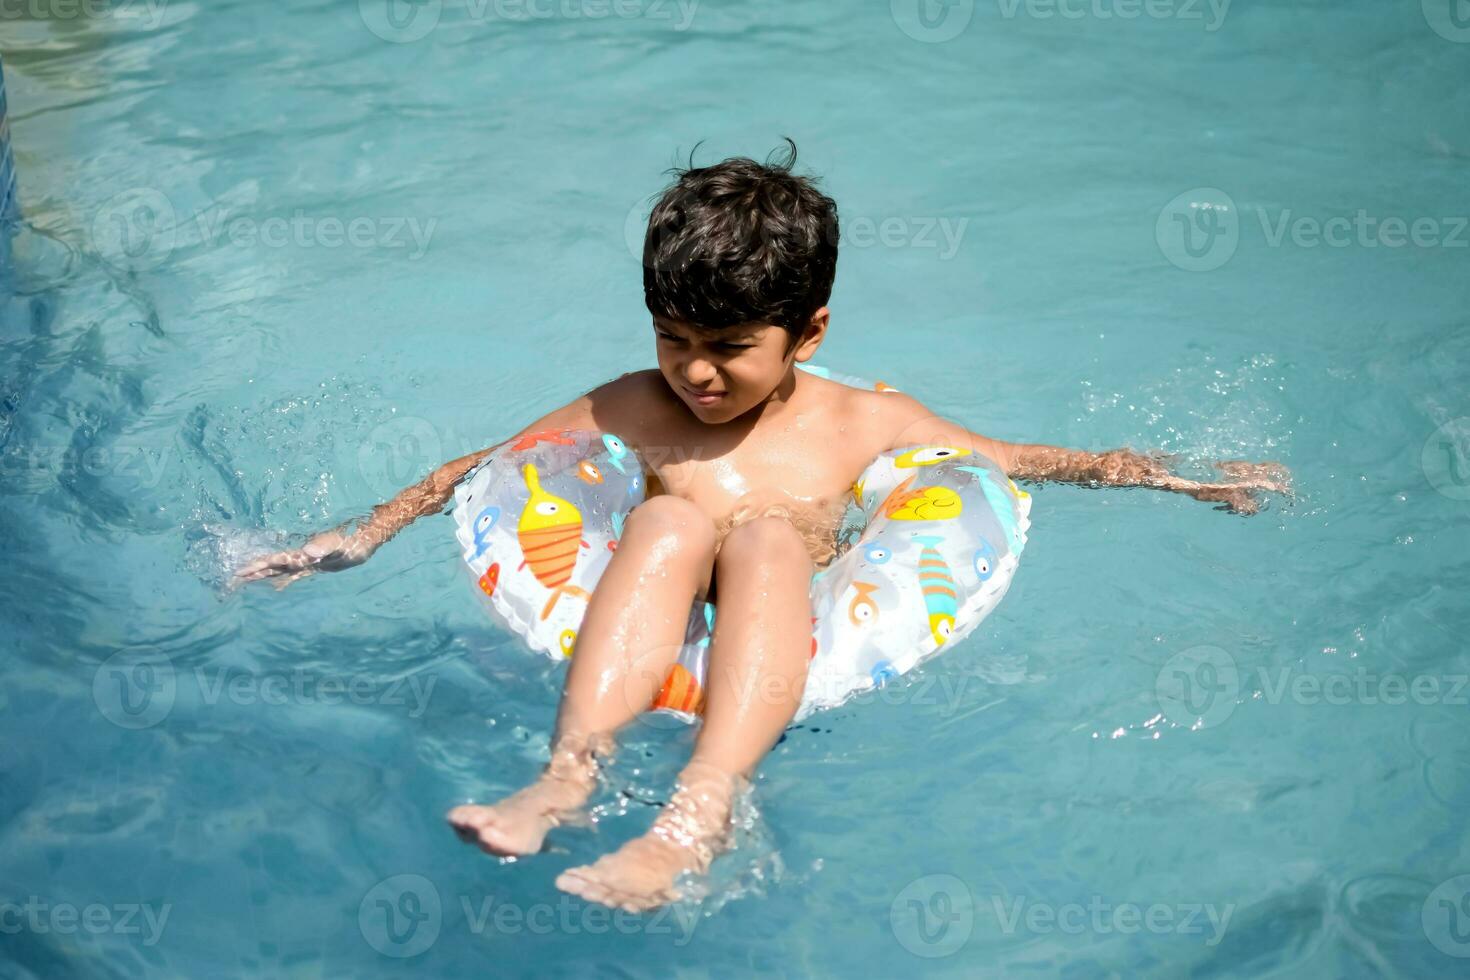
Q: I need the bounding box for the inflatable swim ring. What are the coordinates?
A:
[452,364,1030,722]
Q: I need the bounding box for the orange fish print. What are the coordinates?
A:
[651,663,705,715]
[878,475,920,517]
[577,459,604,484]
[511,429,578,452]
[848,581,881,626]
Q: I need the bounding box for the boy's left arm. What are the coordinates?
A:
[879,394,1290,514]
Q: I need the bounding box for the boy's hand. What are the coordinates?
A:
[1144,456,1293,515]
[1006,444,1292,515]
[231,526,381,591]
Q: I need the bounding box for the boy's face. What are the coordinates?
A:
[653,311,826,423]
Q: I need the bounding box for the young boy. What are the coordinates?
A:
[234,147,1288,912]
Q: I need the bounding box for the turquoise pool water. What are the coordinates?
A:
[2,1,1468,975]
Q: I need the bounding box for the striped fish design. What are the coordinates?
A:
[912,534,958,645]
[516,464,591,620]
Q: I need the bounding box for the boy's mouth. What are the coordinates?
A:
[683,386,726,405]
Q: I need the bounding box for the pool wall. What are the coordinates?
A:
[0,52,18,222]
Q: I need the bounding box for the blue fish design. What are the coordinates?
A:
[957,465,1020,554]
[465,504,500,561]
[973,537,998,582]
[602,433,630,474]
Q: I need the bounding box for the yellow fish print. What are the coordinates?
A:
[880,474,963,521]
[517,464,592,620]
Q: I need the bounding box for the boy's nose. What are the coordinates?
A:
[682,359,718,386]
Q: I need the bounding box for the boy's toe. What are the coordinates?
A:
[556,868,602,902]
[446,805,488,829]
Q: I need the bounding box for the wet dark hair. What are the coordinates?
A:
[642,140,839,354]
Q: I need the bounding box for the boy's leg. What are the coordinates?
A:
[448,495,717,857]
[557,516,814,910]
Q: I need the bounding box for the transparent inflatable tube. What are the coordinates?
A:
[452,366,1030,722]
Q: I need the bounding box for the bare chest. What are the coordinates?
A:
[632,413,876,528]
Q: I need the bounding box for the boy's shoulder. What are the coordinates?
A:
[801,368,898,418]
[585,369,682,440]
[809,376,974,459]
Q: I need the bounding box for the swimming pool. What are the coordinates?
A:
[2,1,1468,975]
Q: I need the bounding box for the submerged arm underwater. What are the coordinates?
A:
[879,393,1292,515]
[232,384,608,589]
[229,442,512,590]
[1003,444,1292,514]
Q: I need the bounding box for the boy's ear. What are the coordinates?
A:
[792,307,829,363]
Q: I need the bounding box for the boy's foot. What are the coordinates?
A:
[447,743,603,857]
[555,764,737,912]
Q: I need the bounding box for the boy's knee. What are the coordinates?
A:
[716,516,811,569]
[625,495,717,556]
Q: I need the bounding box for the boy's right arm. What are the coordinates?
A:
[231,374,644,590]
